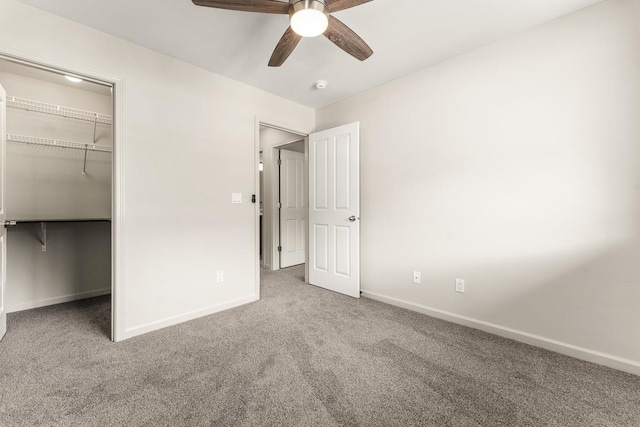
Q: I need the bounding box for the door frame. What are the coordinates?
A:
[0,49,125,342]
[254,119,308,299]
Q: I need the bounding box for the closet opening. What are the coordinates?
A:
[0,56,114,340]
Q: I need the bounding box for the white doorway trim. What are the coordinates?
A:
[254,118,307,299]
[0,48,125,342]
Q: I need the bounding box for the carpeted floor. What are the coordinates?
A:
[1,265,639,426]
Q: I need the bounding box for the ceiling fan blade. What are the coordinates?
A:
[324,15,373,61]
[192,0,289,14]
[269,27,303,67]
[326,0,373,13]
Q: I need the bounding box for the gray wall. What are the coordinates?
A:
[6,222,111,312]
[317,0,640,373]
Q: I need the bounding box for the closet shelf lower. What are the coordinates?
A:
[7,96,112,125]
[7,134,112,153]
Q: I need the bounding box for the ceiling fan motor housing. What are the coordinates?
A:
[290,0,329,17]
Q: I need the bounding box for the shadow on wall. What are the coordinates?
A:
[469,239,640,362]
[6,221,112,321]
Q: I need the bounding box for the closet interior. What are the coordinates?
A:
[0,58,113,328]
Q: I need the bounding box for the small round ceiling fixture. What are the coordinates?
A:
[290,0,329,38]
[314,80,328,90]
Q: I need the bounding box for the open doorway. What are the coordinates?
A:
[256,121,362,300]
[0,56,116,340]
[258,124,307,273]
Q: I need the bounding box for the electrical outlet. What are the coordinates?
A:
[455,278,465,293]
[413,271,421,284]
[216,271,224,284]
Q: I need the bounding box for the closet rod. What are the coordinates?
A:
[7,134,112,153]
[6,96,112,125]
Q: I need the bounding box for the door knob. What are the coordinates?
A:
[348,216,357,222]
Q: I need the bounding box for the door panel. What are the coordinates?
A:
[314,224,329,272]
[314,140,328,210]
[279,149,306,268]
[0,84,6,340]
[335,134,351,210]
[335,225,351,276]
[308,122,360,298]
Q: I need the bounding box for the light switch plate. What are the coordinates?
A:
[232,193,242,204]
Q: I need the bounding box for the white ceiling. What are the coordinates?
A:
[16,0,603,108]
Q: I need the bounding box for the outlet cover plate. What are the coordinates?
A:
[413,271,421,284]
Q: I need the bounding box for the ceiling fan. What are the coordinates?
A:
[191,0,374,67]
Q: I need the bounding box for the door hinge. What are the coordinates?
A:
[277,202,281,209]
[277,159,282,165]
[3,220,17,228]
[277,246,282,252]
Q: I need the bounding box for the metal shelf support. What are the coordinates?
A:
[41,222,47,252]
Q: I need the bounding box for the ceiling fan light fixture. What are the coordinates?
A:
[290,0,329,38]
[192,0,373,67]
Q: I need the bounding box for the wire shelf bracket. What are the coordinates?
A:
[41,222,47,252]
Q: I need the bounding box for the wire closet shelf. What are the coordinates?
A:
[6,96,112,125]
[6,134,112,153]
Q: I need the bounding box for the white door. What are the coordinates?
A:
[279,149,306,268]
[0,84,6,341]
[308,122,360,298]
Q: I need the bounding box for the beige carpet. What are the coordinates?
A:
[0,264,639,426]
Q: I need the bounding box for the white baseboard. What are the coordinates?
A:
[123,294,258,340]
[8,288,111,313]
[361,290,640,377]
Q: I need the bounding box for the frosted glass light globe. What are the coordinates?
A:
[290,8,328,37]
